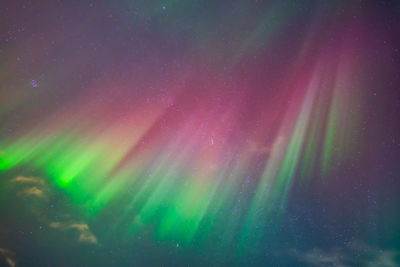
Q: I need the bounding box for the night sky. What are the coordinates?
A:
[1,1,400,266]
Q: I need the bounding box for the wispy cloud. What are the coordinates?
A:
[367,250,399,267]
[292,241,400,266]
[12,176,46,199]
[12,176,44,185]
[50,222,98,245]
[0,248,16,267]
[294,247,346,267]
[17,186,45,198]
[10,174,98,245]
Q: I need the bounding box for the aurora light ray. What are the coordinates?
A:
[0,43,363,247]
[1,1,399,266]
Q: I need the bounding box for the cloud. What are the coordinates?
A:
[295,248,346,267]
[292,241,400,266]
[50,222,98,245]
[10,175,98,245]
[367,250,399,267]
[0,248,16,267]
[17,186,45,198]
[49,222,62,228]
[12,176,44,185]
[12,176,46,199]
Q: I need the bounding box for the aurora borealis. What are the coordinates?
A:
[1,0,400,266]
